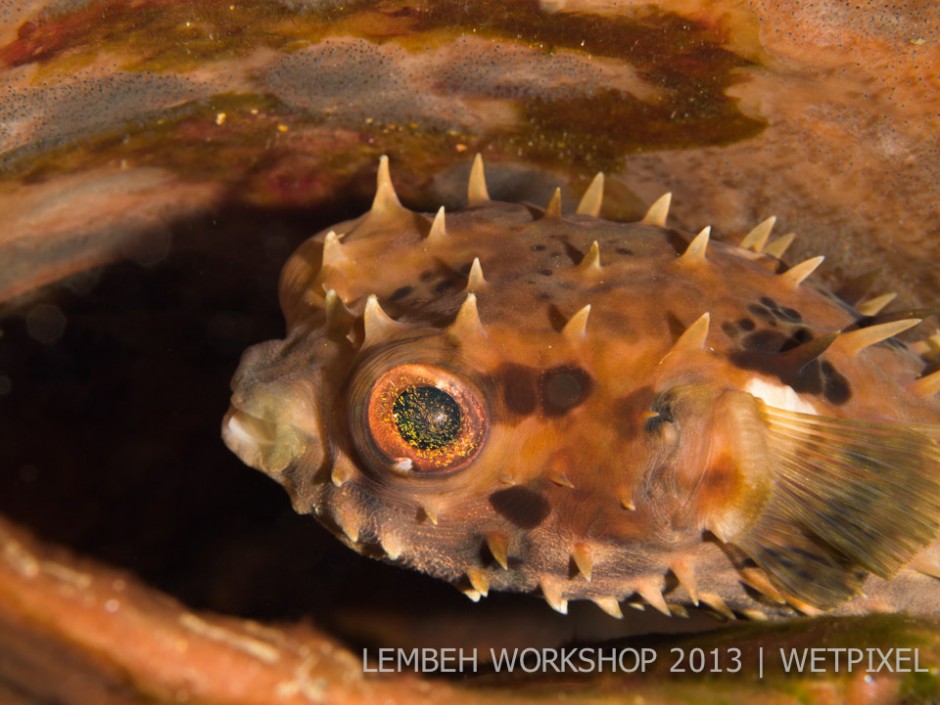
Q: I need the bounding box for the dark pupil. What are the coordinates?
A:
[393,386,461,451]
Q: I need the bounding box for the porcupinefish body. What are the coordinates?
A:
[223,156,940,619]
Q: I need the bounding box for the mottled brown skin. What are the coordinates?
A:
[224,157,940,621]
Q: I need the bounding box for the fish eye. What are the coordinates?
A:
[362,363,487,475]
[392,386,462,451]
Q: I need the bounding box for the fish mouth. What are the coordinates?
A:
[222,404,278,459]
[221,393,314,478]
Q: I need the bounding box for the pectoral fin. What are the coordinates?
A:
[717,401,940,608]
[737,511,867,608]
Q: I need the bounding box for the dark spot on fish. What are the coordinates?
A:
[769,307,802,324]
[820,360,852,405]
[721,321,738,339]
[739,318,756,331]
[389,285,413,301]
[540,366,593,416]
[539,268,554,276]
[760,296,778,308]
[785,328,814,348]
[434,279,455,293]
[531,244,547,251]
[782,307,803,322]
[741,330,791,353]
[420,270,435,282]
[747,303,777,325]
[730,349,826,397]
[489,487,551,529]
[615,247,634,256]
[495,363,538,416]
[536,292,552,301]
[731,326,827,393]
[790,362,822,391]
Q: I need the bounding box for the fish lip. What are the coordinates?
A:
[221,387,318,477]
[222,404,277,451]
